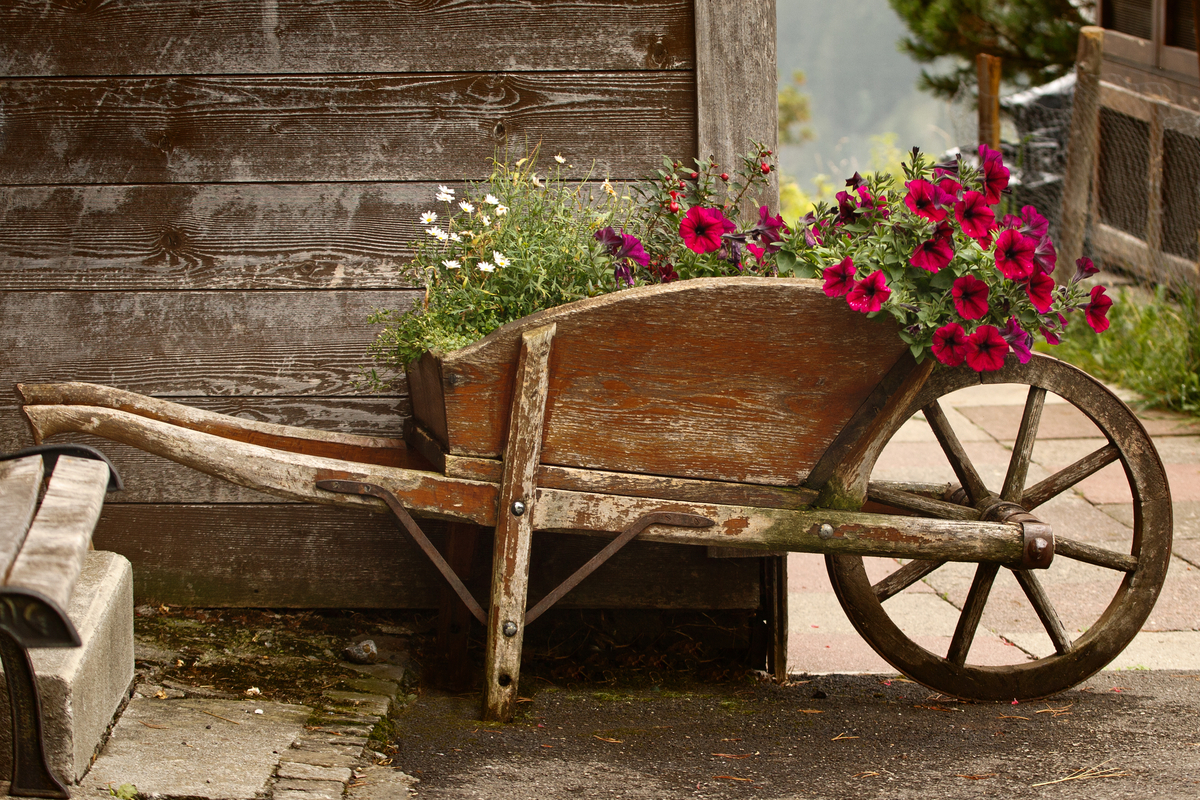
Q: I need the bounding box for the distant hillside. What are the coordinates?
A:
[777,0,958,186]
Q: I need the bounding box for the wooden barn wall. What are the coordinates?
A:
[0,1,777,609]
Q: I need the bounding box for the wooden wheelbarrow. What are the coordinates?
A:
[18,277,1172,721]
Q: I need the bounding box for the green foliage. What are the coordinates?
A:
[778,70,814,146]
[1050,285,1200,415]
[109,784,138,800]
[888,0,1093,98]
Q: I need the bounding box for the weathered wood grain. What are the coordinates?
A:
[413,277,907,486]
[7,456,109,610]
[0,290,413,397]
[0,183,440,290]
[92,504,758,609]
[0,0,695,76]
[0,455,42,572]
[0,74,695,184]
[484,324,555,722]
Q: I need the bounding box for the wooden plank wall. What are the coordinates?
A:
[0,0,777,609]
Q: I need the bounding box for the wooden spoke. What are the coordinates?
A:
[1021,444,1121,510]
[1014,570,1073,655]
[873,559,945,602]
[1056,537,1138,572]
[923,401,991,504]
[1001,387,1046,502]
[867,483,980,521]
[946,562,1000,666]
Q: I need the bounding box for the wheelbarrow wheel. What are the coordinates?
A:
[826,353,1172,701]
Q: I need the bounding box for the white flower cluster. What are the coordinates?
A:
[418,185,510,275]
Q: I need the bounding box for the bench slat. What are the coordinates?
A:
[6,456,109,610]
[0,455,43,576]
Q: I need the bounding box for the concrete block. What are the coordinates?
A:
[0,550,134,784]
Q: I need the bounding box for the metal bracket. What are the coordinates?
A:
[977,496,1055,570]
[524,511,714,625]
[316,479,487,624]
[1,444,123,492]
[0,628,70,799]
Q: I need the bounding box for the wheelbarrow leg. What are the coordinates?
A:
[483,324,556,723]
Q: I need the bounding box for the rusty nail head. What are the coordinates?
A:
[502,620,518,637]
[511,500,526,517]
[819,523,835,540]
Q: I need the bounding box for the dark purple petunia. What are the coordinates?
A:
[835,191,859,225]
[1001,317,1033,364]
[1073,256,1099,283]
[594,226,650,266]
[952,274,989,320]
[846,269,891,313]
[678,207,732,254]
[910,236,954,272]
[904,178,948,222]
[822,256,856,298]
[994,228,1036,280]
[845,172,866,189]
[1025,269,1055,313]
[932,220,954,241]
[1086,285,1113,332]
[753,205,790,251]
[964,324,1009,372]
[931,322,969,367]
[954,191,996,240]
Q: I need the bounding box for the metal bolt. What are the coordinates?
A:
[818,523,835,540]
[502,620,518,637]
[511,500,526,517]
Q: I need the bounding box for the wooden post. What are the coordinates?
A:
[1060,27,1106,278]
[482,323,555,722]
[976,54,1002,151]
[1147,102,1166,276]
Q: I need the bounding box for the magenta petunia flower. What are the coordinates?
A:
[1001,317,1033,364]
[822,256,856,298]
[954,191,996,240]
[979,150,1010,205]
[1032,235,1057,274]
[746,242,766,262]
[904,178,948,222]
[964,324,1009,372]
[846,269,891,313]
[931,322,969,367]
[1085,285,1113,332]
[994,228,1036,280]
[1041,326,1061,346]
[910,236,954,272]
[952,274,989,320]
[753,205,789,251]
[1025,269,1055,313]
[932,220,954,241]
[1020,205,1049,239]
[679,206,732,254]
[937,177,962,203]
[1073,256,1099,283]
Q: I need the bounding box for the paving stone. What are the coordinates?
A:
[85,698,309,800]
[325,690,390,717]
[346,676,399,697]
[280,745,360,768]
[345,765,419,799]
[276,761,354,782]
[274,778,349,798]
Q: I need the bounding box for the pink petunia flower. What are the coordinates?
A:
[936,177,962,204]
[951,274,989,320]
[931,322,969,367]
[964,324,1009,372]
[954,191,996,240]
[846,269,891,313]
[679,206,733,254]
[1001,317,1033,364]
[1073,256,1099,283]
[1032,235,1057,275]
[904,179,947,222]
[822,256,857,298]
[994,228,1036,280]
[1020,205,1050,239]
[1085,285,1113,332]
[910,237,954,272]
[1025,270,1055,313]
[979,150,1010,205]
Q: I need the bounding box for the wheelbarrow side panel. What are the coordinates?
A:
[407,277,908,487]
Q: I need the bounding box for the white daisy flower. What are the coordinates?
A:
[531,173,544,188]
[449,231,462,242]
[481,214,491,226]
[459,201,475,213]
[492,251,510,268]
[442,259,461,269]
[477,261,495,273]
[438,185,455,196]
[484,194,500,205]
[554,154,566,164]
[495,204,509,216]
[436,191,454,203]
[419,211,437,225]
[426,226,448,241]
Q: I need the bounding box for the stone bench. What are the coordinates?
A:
[0,446,134,798]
